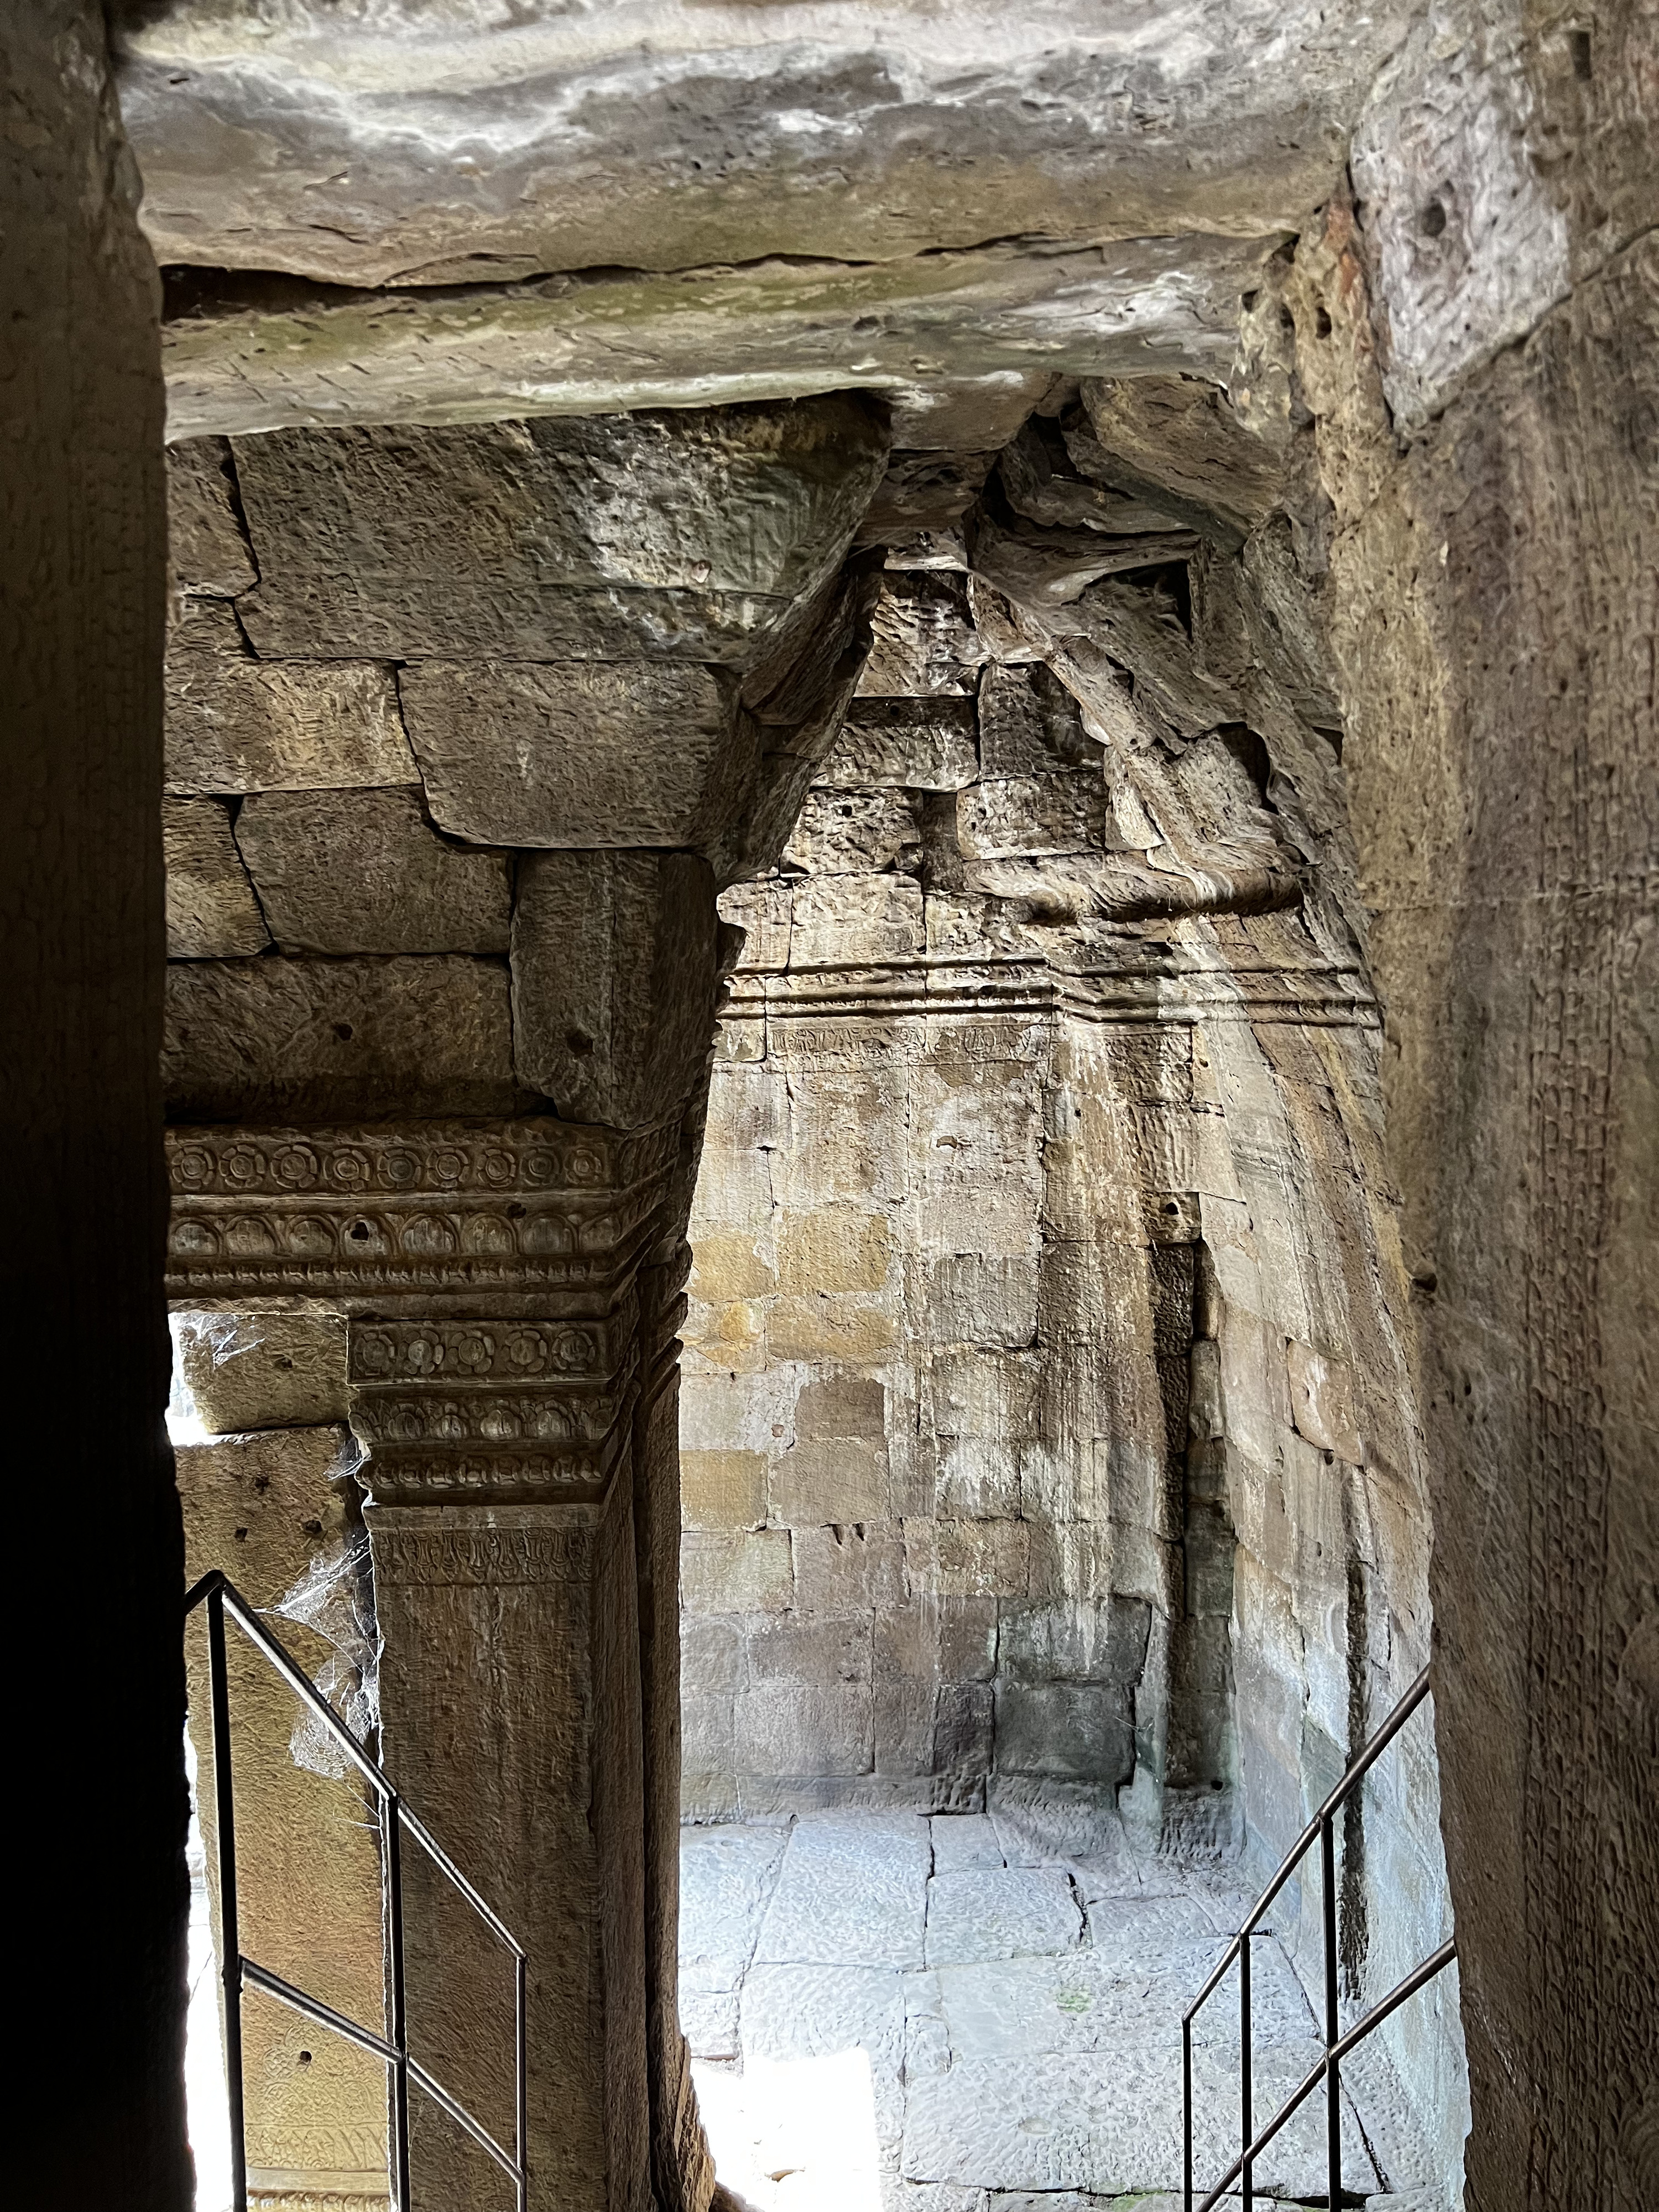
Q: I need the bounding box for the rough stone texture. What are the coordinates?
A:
[170,1310,350,1434]
[163,954,528,1121]
[681,345,1467,2195]
[234,785,512,954]
[116,3,1416,289]
[681,1815,1397,2206]
[400,662,737,851]
[1295,167,1658,2208]
[166,598,415,794]
[156,237,1311,445]
[166,434,256,593]
[512,852,719,1131]
[821,702,980,792]
[163,795,270,957]
[7,9,187,2202]
[228,403,886,666]
[177,1424,385,2200]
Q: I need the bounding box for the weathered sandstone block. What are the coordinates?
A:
[957,773,1109,860]
[229,402,888,664]
[176,1424,384,2199]
[858,575,984,696]
[171,1310,350,1434]
[163,954,526,1120]
[166,601,414,794]
[790,875,926,966]
[234,785,510,954]
[163,796,269,957]
[681,1451,768,1534]
[400,660,735,850]
[977,664,1091,776]
[166,437,256,596]
[681,1531,794,1616]
[821,700,979,790]
[785,789,921,874]
[510,849,719,1129]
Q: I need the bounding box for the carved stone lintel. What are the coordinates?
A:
[349,1313,638,1504]
[165,1118,679,1314]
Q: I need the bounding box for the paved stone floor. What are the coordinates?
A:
[680,1811,1444,2212]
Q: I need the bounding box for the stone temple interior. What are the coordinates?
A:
[6,7,1654,2212]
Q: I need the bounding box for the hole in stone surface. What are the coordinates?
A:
[1420,196,1448,237]
[333,1021,354,1041]
[233,1527,247,1541]
[1316,305,1333,338]
[349,1220,371,1240]
[565,1028,596,1056]
[1571,27,1592,76]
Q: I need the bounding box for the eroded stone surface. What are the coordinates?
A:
[163,796,269,957]
[924,1870,1083,1965]
[163,953,526,1119]
[166,436,255,594]
[235,785,512,954]
[170,1310,349,1434]
[228,402,887,665]
[510,849,719,1129]
[754,1814,932,1968]
[119,6,1413,289]
[165,600,414,794]
[400,661,736,850]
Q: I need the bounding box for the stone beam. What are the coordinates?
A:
[158,236,1287,443]
[114,1,1414,290]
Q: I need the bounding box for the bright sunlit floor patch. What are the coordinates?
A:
[184,1738,234,2212]
[692,2049,883,2212]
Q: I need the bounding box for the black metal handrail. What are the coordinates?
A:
[185,1569,528,2212]
[1182,1665,1456,2211]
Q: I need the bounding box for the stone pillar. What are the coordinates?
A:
[167,1117,709,2212]
[3,6,186,2202]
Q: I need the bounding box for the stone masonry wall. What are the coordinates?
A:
[680,366,1469,2189]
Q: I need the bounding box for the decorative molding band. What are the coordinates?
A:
[348,1316,637,1506]
[722,953,1380,1031]
[367,1503,603,1587]
[165,1120,679,1305]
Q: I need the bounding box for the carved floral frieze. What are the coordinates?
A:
[164,1120,679,1303]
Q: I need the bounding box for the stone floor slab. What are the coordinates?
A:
[680,1824,788,1990]
[929,1814,1006,1871]
[901,2044,1377,2198]
[925,1869,1083,1965]
[755,1813,931,1968]
[744,1962,907,2144]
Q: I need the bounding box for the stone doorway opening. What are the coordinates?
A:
[671,484,1467,2209]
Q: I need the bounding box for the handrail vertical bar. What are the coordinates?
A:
[206,1583,249,2212]
[1321,1813,1340,2209]
[1182,2013,1193,2212]
[384,1796,411,2212]
[1240,1932,1253,2212]
[515,1949,529,2212]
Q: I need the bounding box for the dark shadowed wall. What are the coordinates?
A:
[2,7,185,2203]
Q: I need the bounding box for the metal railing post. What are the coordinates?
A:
[1321,1813,1340,2210]
[205,1580,248,2212]
[1181,1668,1456,2212]
[515,1948,529,2212]
[383,1795,412,2212]
[1240,1929,1253,2212]
[185,1571,530,2212]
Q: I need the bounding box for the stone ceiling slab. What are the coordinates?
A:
[159,237,1283,442]
[114,2,1415,289]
